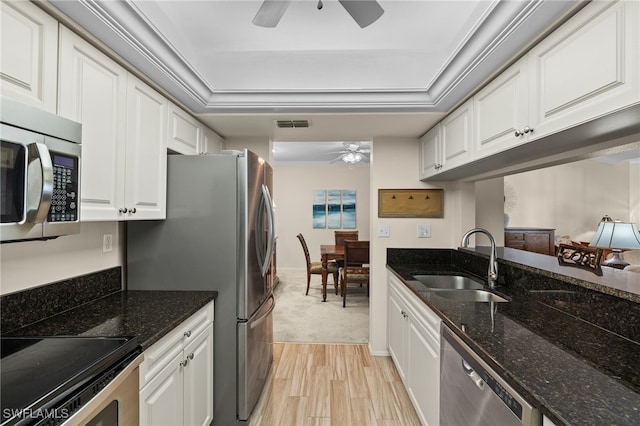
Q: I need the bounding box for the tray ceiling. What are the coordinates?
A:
[45,0,584,142]
[49,0,579,116]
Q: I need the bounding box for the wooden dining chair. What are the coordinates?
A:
[334,230,359,246]
[341,240,370,307]
[296,233,339,296]
[334,230,359,268]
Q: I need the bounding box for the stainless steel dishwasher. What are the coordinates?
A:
[440,325,541,426]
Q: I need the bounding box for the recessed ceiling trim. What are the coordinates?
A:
[49,0,212,105]
[49,0,580,115]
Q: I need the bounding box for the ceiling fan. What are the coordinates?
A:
[330,142,371,164]
[252,0,384,29]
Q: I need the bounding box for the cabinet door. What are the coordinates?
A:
[387,286,408,382]
[418,124,440,180]
[168,103,201,155]
[125,76,168,220]
[140,352,185,426]
[440,99,474,171]
[183,324,214,426]
[528,0,640,140]
[474,58,529,159]
[58,26,128,221]
[202,126,224,154]
[407,316,440,426]
[0,0,58,112]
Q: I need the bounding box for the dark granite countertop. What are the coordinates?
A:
[387,249,640,426]
[4,290,216,350]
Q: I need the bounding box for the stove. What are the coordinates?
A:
[1,336,140,426]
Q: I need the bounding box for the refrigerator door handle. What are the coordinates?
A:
[250,294,276,329]
[257,183,276,277]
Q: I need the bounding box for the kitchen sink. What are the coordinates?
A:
[413,275,484,290]
[434,289,509,303]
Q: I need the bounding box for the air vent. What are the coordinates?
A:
[276,120,310,128]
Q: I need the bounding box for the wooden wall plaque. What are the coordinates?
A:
[378,189,444,218]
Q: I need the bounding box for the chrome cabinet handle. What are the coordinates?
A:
[515,126,534,137]
[180,359,189,367]
[130,207,137,214]
[119,207,128,213]
[184,330,192,338]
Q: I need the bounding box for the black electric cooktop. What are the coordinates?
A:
[0,336,139,426]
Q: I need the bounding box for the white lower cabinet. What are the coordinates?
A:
[139,302,214,426]
[387,272,441,426]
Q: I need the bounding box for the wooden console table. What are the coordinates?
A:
[505,228,556,256]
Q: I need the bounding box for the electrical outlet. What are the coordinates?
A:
[417,224,431,238]
[103,234,113,253]
[377,224,390,238]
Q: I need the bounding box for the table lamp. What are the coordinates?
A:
[589,215,640,269]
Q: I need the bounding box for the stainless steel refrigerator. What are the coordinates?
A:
[127,149,276,425]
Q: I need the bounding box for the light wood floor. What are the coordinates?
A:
[250,343,422,426]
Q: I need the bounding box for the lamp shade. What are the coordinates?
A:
[589,220,640,250]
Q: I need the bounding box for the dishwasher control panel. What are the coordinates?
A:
[481,370,523,419]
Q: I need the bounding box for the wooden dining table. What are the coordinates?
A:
[320,244,344,302]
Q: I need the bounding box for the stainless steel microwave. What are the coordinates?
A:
[1,99,81,243]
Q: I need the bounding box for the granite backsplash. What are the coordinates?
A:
[1,267,122,334]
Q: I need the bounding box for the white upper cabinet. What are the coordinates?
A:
[202,126,224,155]
[125,75,168,220]
[419,124,440,180]
[58,26,128,221]
[59,27,167,221]
[1,0,58,112]
[440,99,474,170]
[528,0,640,140]
[167,102,225,155]
[419,99,473,179]
[474,57,529,159]
[168,103,201,155]
[421,0,639,181]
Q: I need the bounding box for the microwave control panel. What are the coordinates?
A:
[48,154,79,222]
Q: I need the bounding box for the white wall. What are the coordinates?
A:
[630,163,640,224]
[505,159,637,241]
[0,222,125,295]
[273,165,371,269]
[368,137,475,355]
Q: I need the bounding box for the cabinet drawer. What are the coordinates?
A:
[505,232,525,241]
[139,302,214,387]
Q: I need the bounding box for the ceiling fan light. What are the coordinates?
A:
[343,153,355,163]
[342,151,364,164]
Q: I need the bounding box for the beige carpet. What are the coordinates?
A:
[273,269,369,343]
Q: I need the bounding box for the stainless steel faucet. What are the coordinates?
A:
[461,228,498,287]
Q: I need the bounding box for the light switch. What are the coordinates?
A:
[417,224,431,238]
[377,224,390,237]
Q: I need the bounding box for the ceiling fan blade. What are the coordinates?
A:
[338,0,384,28]
[252,0,291,28]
